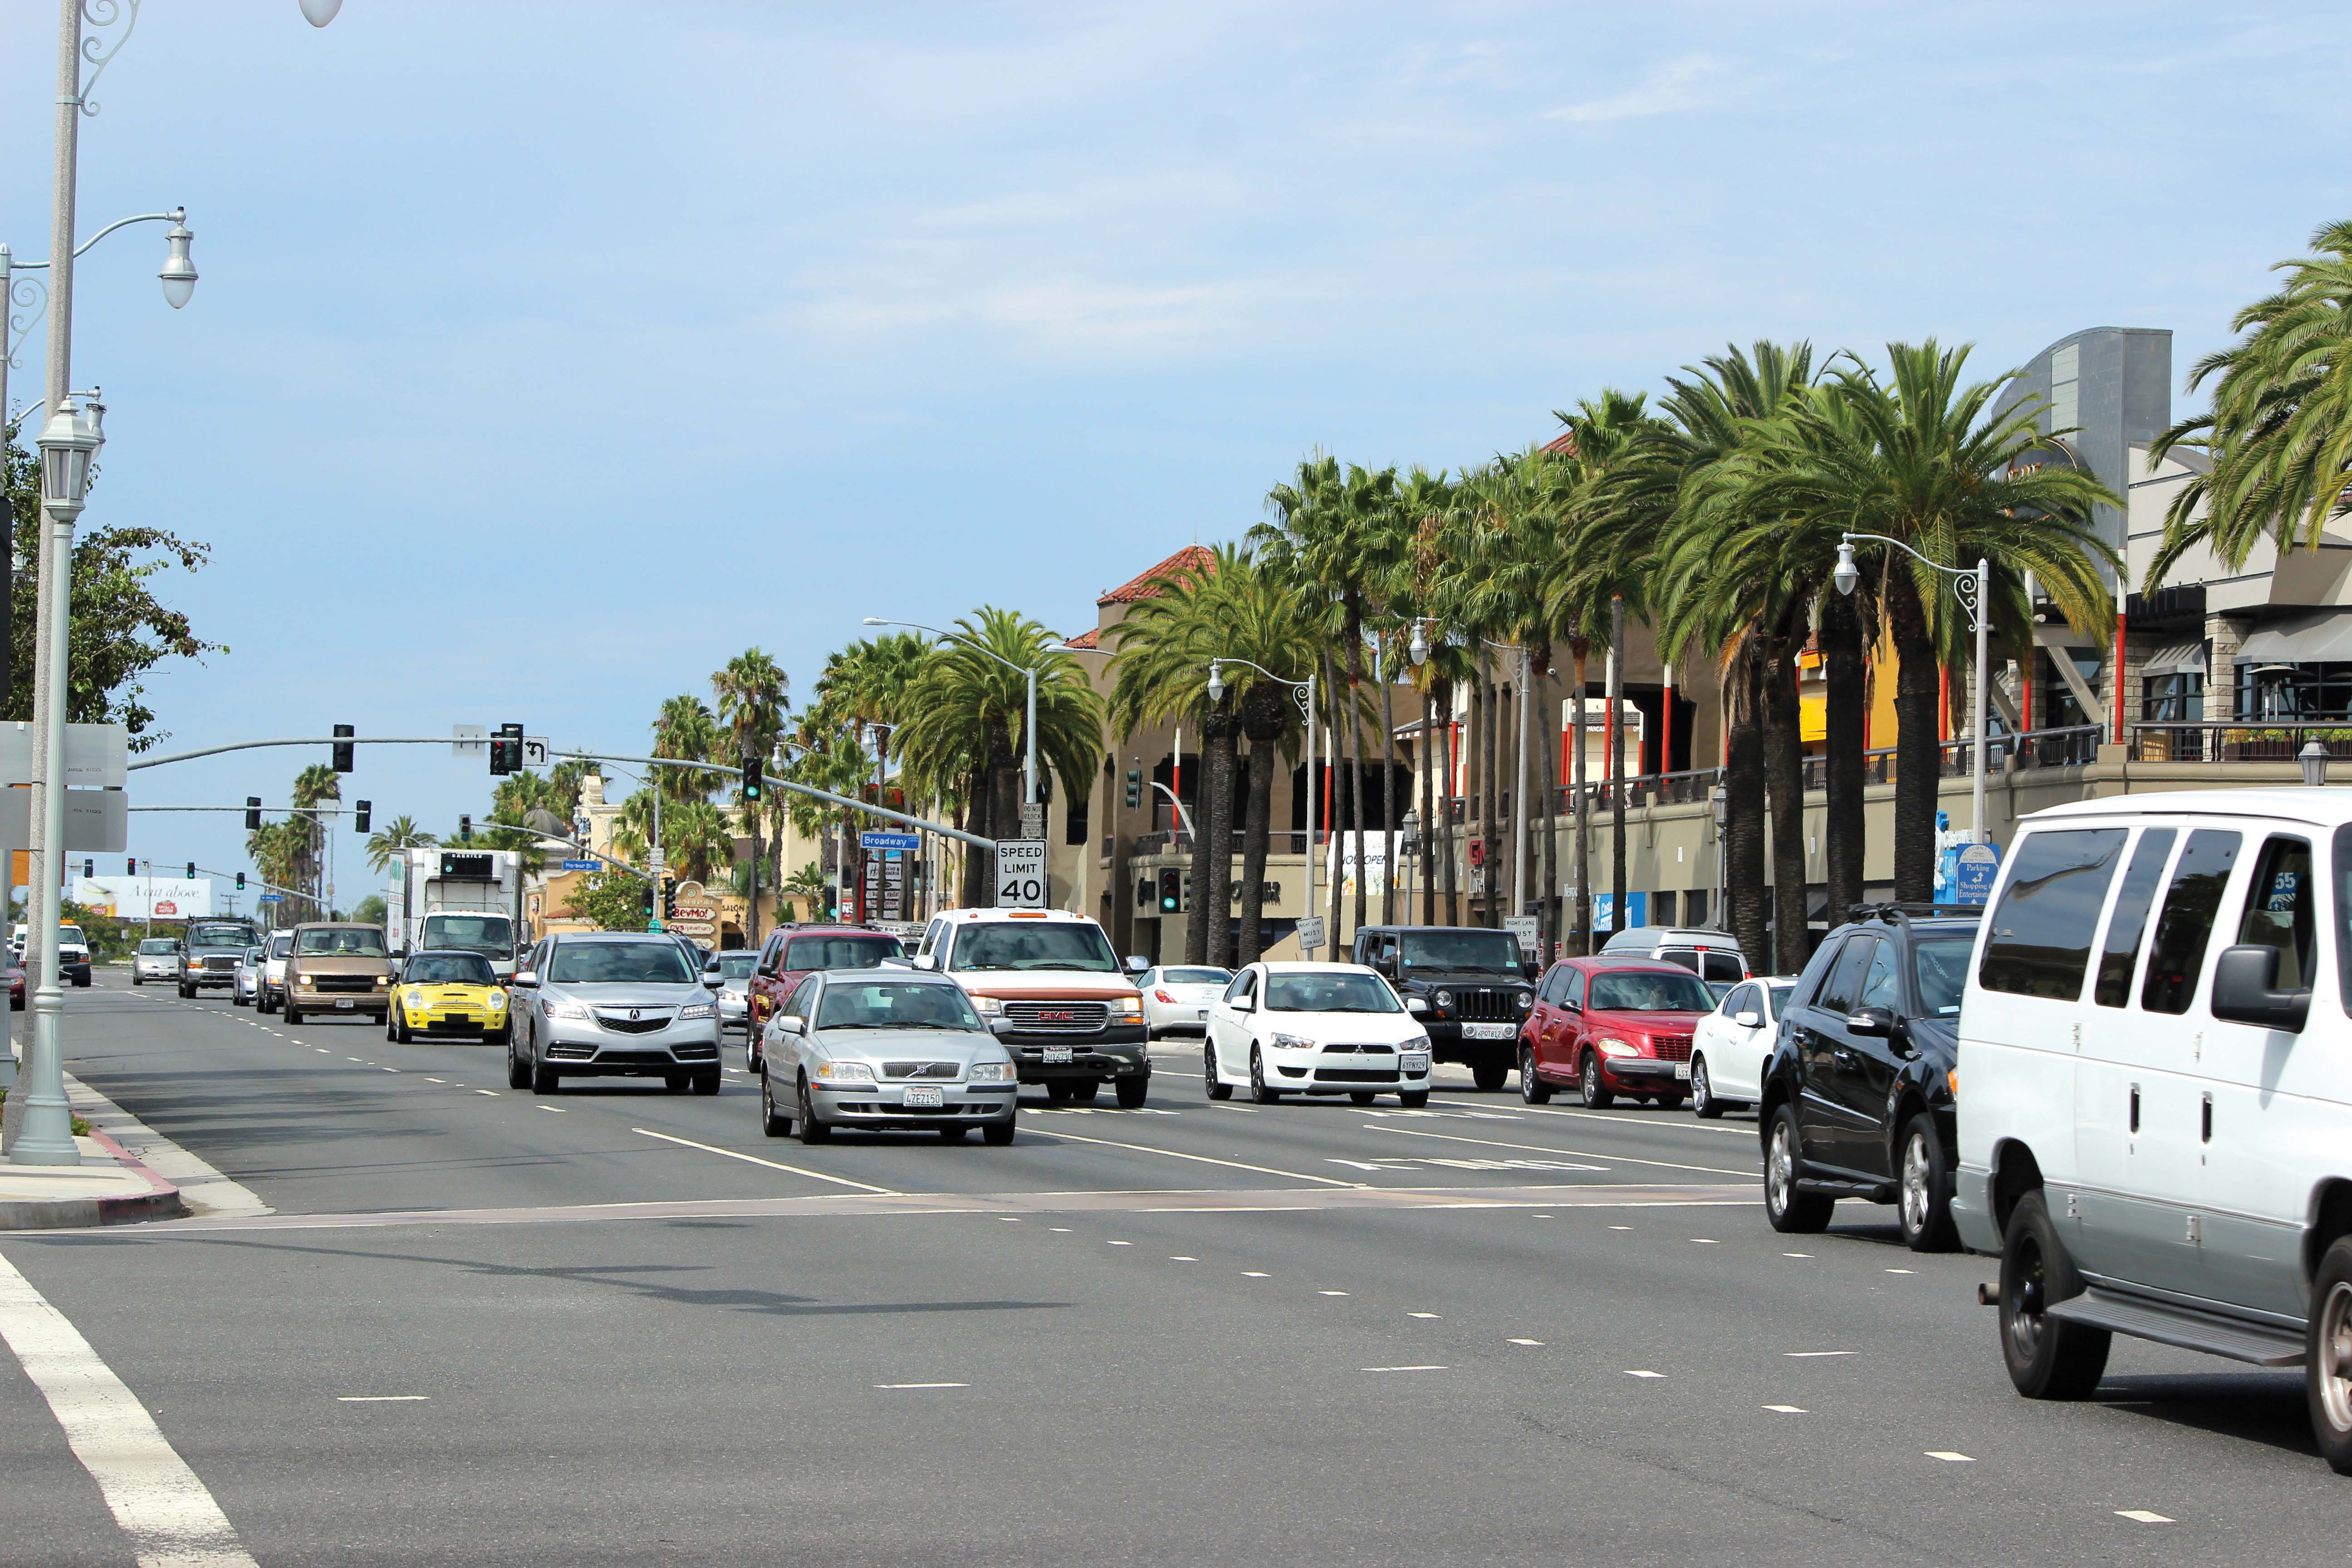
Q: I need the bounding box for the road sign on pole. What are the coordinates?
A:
[522,737,549,768]
[1503,915,1539,954]
[1019,803,1044,840]
[860,830,920,852]
[1296,914,1326,954]
[995,839,1047,908]
[559,859,599,872]
[258,892,283,903]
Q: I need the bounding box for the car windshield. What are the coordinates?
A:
[296,928,387,956]
[1399,931,1523,975]
[716,953,757,980]
[951,921,1119,973]
[405,954,496,985]
[1767,982,1796,1011]
[1265,972,1403,1014]
[56,926,83,945]
[137,939,177,955]
[816,980,982,1031]
[1588,970,1714,1013]
[421,914,512,954]
[782,935,903,970]
[547,942,694,985]
[1162,967,1231,986]
[1913,935,1974,1016]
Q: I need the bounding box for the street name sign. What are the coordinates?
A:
[259,892,283,902]
[995,839,1047,908]
[860,830,920,852]
[559,859,599,872]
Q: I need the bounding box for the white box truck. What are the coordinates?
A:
[388,847,522,979]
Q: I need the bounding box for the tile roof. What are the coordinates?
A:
[1541,429,1578,456]
[1063,627,1101,650]
[1098,544,1217,606]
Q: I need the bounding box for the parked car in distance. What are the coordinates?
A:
[1137,965,1232,1038]
[1352,924,1535,1091]
[1598,925,1750,989]
[1520,957,1715,1110]
[746,924,907,1070]
[704,950,757,1037]
[914,908,1150,1107]
[508,931,722,1094]
[759,970,1018,1145]
[233,946,264,1007]
[1204,961,1432,1106]
[55,923,91,988]
[282,922,396,1025]
[8,964,21,1010]
[1950,791,2352,1471]
[258,930,294,1014]
[389,949,510,1043]
[1759,904,1976,1250]
[1687,976,1797,1117]
[132,937,181,986]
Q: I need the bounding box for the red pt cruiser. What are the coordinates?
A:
[1518,957,1717,1109]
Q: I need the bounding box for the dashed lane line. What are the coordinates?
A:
[1362,1122,1755,1178]
[1428,1097,1756,1138]
[1023,1125,1362,1188]
[629,1127,900,1195]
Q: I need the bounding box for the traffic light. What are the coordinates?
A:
[823,882,838,920]
[1158,868,1181,913]
[741,753,762,803]
[490,722,523,776]
[125,858,135,875]
[185,862,196,879]
[459,814,472,843]
[82,859,92,878]
[1124,768,1142,808]
[245,796,262,831]
[662,878,677,919]
[332,723,355,773]
[638,881,656,921]
[354,800,371,834]
[236,872,246,892]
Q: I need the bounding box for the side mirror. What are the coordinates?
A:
[1374,956,1397,976]
[988,1016,1015,1036]
[1125,956,1149,974]
[2210,944,2310,1033]
[703,958,722,974]
[510,970,540,989]
[1522,958,1540,979]
[1844,1005,1896,1038]
[774,1015,806,1036]
[911,954,936,971]
[1233,995,1256,1014]
[1733,1010,1761,1029]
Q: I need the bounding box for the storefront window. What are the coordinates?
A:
[2141,671,2204,723]
[2236,662,2352,721]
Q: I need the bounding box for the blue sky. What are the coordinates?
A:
[0,0,2343,911]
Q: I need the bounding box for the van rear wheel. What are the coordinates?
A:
[2000,1191,2109,1399]
[2307,1237,2352,1472]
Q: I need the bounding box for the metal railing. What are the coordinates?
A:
[2130,720,2352,764]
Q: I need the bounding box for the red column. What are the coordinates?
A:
[2113,609,2127,745]
[1661,668,1675,775]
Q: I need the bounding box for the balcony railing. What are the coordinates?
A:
[2130,720,2352,764]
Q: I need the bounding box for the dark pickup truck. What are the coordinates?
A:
[1352,925,1538,1091]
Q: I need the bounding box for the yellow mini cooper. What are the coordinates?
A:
[388,949,511,1044]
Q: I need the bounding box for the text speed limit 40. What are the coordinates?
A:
[995,839,1047,908]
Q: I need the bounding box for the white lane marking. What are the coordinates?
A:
[1783,1252,1812,1258]
[1692,1238,1718,1244]
[1241,1271,1269,1278]
[874,1382,967,1390]
[535,1105,564,1113]
[630,1128,900,1194]
[1362,1365,1446,1372]
[1784,1351,1855,1357]
[474,1090,498,1097]
[1049,1228,1071,1233]
[1107,1240,1132,1246]
[1764,1404,1808,1414]
[1926,1451,1974,1462]
[2116,1510,2173,1524]
[1170,1256,1197,1262]
[1507,1338,1544,1346]
[381,1068,400,1073]
[424,1078,447,1084]
[1886,1268,1913,1274]
[1318,1290,1348,1297]
[1428,1097,1753,1138]
[338,1395,429,1402]
[346,1057,363,1062]
[0,1247,257,1565]
[1024,1125,1360,1187]
[998,1216,1021,1222]
[1625,1369,1666,1378]
[1533,1212,1553,1218]
[1609,1225,1633,1230]
[1408,1312,1441,1319]
[1364,1123,1752,1177]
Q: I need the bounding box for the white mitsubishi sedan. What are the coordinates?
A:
[1686,976,1796,1118]
[1204,961,1431,1106]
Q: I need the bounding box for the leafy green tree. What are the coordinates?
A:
[712,647,789,937]
[351,893,387,926]
[564,869,652,933]
[364,814,436,874]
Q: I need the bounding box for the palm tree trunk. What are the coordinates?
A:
[1438,677,1459,926]
[1186,708,1211,967]
[1608,595,1627,936]
[1886,571,1940,903]
[1345,679,1366,941]
[1821,587,1868,924]
[1239,735,1274,965]
[1420,686,1436,926]
[1726,652,1769,966]
[1465,669,1483,925]
[1204,703,1237,968]
[1533,642,1559,964]
[1763,622,1810,975]
[1322,652,1344,956]
[1480,654,1502,927]
[1380,664,1398,927]
[1571,637,1591,955]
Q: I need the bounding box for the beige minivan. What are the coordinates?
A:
[284,922,395,1025]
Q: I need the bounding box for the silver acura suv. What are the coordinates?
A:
[508,932,723,1095]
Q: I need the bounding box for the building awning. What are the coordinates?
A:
[2141,639,2208,676]
[2233,610,2352,665]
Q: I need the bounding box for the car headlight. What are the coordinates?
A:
[969,1060,1015,1083]
[376,974,392,987]
[486,990,507,1010]
[677,1002,718,1021]
[297,976,314,990]
[1516,990,1534,1011]
[971,995,1004,1016]
[1596,1037,1639,1058]
[813,1059,875,1081]
[1114,996,1144,1021]
[1433,990,1452,1010]
[1402,1034,1430,1051]
[1270,1032,1317,1051]
[405,989,426,1008]
[546,1000,590,1020]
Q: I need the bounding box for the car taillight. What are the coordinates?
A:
[1154,989,1175,1002]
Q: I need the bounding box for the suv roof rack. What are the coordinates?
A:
[1845,902,1985,927]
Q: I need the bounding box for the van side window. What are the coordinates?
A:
[2234,836,2314,990]
[1979,828,2127,1000]
[2141,828,2244,1015]
[1702,951,1743,984]
[2094,828,2176,1008]
[1657,948,1701,975]
[2330,826,2352,1017]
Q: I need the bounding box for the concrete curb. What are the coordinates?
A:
[0,1122,188,1231]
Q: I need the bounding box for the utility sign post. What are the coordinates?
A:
[995,839,1047,909]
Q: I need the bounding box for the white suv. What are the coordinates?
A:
[1954,788,2352,1470]
[911,908,1149,1106]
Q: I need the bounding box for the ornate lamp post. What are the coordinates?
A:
[1834,534,1992,848]
[1207,660,1317,955]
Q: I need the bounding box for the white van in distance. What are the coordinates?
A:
[1953,788,2352,1470]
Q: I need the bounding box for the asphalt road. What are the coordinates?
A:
[0,970,2346,1564]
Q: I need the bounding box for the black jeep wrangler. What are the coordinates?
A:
[1352,924,1538,1091]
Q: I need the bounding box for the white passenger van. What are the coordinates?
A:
[1953,788,2352,1470]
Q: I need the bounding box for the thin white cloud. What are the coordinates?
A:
[1545,55,1742,123]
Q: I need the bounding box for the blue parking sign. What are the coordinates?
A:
[1954,842,2001,905]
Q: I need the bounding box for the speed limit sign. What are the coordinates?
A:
[995,839,1047,908]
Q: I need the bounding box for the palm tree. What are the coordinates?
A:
[712,646,789,941]
[363,814,436,875]
[2148,219,2352,585]
[290,763,340,914]
[652,694,720,803]
[1391,468,1470,928]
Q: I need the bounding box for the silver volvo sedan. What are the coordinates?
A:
[507,932,723,1095]
[761,970,1018,1145]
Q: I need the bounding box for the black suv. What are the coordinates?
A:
[1758,905,1980,1250]
[1353,925,1537,1091]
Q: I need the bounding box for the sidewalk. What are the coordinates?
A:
[0,1071,257,1230]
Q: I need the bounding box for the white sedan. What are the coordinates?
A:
[1204,961,1431,1107]
[1137,965,1232,1038]
[1687,976,1797,1118]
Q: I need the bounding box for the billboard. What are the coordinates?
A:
[72,876,212,921]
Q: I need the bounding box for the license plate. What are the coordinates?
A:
[904,1086,943,1108]
[335,999,354,1010]
[1043,1046,1073,1064]
[1401,1054,1430,1073]
[1462,1022,1516,1040]
[1674,1061,1691,1080]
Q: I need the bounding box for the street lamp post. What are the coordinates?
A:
[1834,534,1992,849]
[1206,660,1316,956]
